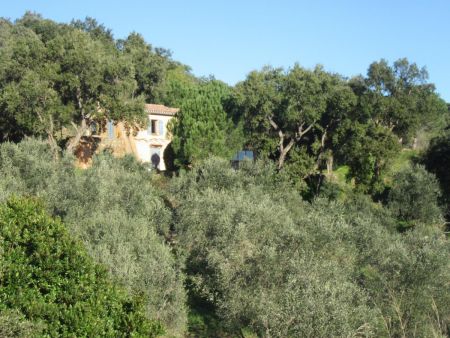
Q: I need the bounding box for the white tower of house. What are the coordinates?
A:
[133,104,179,171]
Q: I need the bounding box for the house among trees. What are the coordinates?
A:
[134,104,178,170]
[77,104,178,170]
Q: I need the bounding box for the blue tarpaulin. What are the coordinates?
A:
[232,150,254,162]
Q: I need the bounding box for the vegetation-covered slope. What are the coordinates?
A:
[0,12,449,338]
[0,197,163,337]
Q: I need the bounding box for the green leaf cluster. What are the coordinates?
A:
[0,196,163,337]
[169,158,450,337]
[422,129,450,220]
[232,59,448,195]
[387,164,443,229]
[0,139,187,336]
[170,79,243,166]
[0,13,188,152]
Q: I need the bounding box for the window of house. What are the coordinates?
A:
[150,119,158,135]
[159,120,164,136]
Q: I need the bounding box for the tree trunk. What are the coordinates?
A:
[66,118,89,153]
[326,154,333,177]
[412,137,418,150]
[314,127,328,172]
[66,88,90,154]
[47,133,59,159]
[267,116,315,170]
[46,115,59,159]
[277,138,295,169]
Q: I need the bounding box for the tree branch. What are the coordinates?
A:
[268,115,286,155]
[296,121,315,140]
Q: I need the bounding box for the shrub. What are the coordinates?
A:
[171,159,376,337]
[48,154,187,335]
[0,197,163,337]
[0,140,187,335]
[171,158,450,337]
[0,309,45,338]
[387,164,443,229]
[422,131,450,219]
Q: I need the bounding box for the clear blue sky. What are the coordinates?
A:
[3,0,450,101]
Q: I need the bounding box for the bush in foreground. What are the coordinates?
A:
[0,197,163,337]
[0,140,188,336]
[171,158,450,337]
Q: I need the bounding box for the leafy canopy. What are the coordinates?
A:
[0,196,163,337]
[170,79,242,166]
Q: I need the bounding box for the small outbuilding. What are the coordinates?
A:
[231,150,254,169]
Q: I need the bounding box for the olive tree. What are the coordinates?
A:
[171,158,450,337]
[0,139,188,336]
[387,164,443,229]
[0,197,162,337]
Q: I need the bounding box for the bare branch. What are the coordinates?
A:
[70,121,79,132]
[268,116,279,130]
[296,121,316,140]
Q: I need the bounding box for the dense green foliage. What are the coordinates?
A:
[0,309,45,338]
[170,158,449,337]
[423,128,450,220]
[117,32,172,103]
[233,65,342,173]
[0,13,145,152]
[170,79,243,166]
[0,139,187,336]
[0,197,163,337]
[232,60,447,193]
[337,121,401,193]
[0,13,191,155]
[1,13,449,338]
[387,164,443,229]
[359,59,447,140]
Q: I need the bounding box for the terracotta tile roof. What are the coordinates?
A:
[145,104,179,116]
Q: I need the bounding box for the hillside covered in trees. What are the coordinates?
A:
[0,13,449,337]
